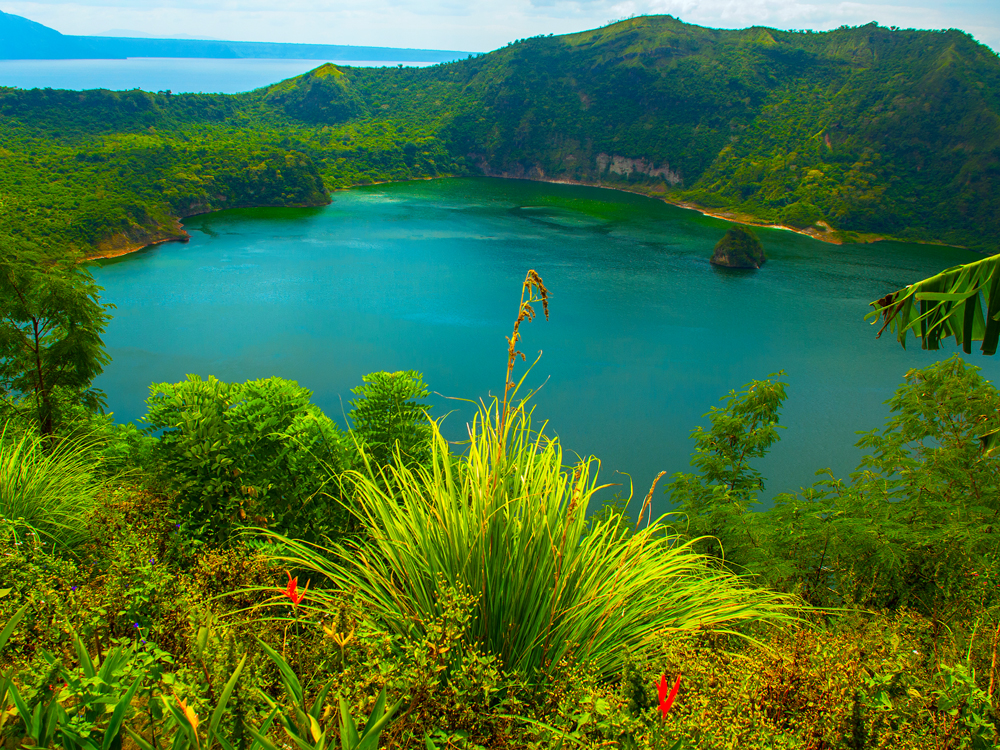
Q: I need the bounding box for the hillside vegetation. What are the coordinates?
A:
[1,15,999,255]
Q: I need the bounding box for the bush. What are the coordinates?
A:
[781,200,825,228]
[670,356,1000,618]
[709,226,766,268]
[271,395,795,687]
[143,375,349,545]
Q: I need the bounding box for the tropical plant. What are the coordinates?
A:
[143,375,349,544]
[0,422,103,548]
[676,356,1000,614]
[665,375,787,562]
[348,370,432,472]
[869,252,1000,356]
[868,252,1000,450]
[249,641,404,750]
[0,239,113,436]
[266,271,794,685]
[268,390,795,685]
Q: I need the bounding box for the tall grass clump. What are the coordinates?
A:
[0,422,103,548]
[269,269,796,685]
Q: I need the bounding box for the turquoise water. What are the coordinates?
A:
[91,177,996,514]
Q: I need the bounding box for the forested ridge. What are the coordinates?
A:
[2,14,999,256]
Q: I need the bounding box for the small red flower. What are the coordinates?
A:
[282,570,309,606]
[656,673,682,719]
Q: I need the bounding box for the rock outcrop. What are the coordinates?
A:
[710,226,766,268]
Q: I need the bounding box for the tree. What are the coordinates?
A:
[348,370,432,472]
[665,374,787,561]
[0,240,113,436]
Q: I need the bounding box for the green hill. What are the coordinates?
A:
[1,15,999,256]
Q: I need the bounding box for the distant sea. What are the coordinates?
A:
[0,57,436,93]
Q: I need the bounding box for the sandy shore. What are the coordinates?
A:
[519,175,853,245]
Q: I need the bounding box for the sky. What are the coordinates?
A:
[4,0,998,54]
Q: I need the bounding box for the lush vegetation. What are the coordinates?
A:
[1,259,999,749]
[709,226,765,268]
[1,15,999,258]
[3,13,1000,749]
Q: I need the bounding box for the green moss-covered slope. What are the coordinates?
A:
[2,16,999,256]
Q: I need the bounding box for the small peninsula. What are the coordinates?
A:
[711,226,767,268]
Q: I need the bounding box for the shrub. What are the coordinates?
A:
[348,370,432,473]
[781,200,825,229]
[144,375,349,545]
[269,395,796,687]
[709,226,766,268]
[671,356,1000,617]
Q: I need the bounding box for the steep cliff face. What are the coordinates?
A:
[384,15,1000,249]
[596,154,683,185]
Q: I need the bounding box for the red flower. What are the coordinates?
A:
[656,673,682,719]
[283,570,309,606]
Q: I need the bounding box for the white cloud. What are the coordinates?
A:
[3,0,997,52]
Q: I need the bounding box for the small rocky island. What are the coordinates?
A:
[710,226,767,268]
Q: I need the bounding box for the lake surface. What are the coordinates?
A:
[0,58,435,94]
[91,177,997,515]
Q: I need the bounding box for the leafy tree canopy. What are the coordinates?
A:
[0,236,112,435]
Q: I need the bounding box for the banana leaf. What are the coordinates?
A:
[869,252,1000,454]
[867,252,1000,355]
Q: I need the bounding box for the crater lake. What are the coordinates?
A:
[91,177,997,515]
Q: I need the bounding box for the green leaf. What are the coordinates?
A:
[338,695,360,750]
[355,694,404,750]
[869,253,1000,355]
[247,725,283,750]
[207,654,246,750]
[73,630,97,680]
[102,676,143,750]
[125,727,158,750]
[0,603,29,654]
[256,640,304,706]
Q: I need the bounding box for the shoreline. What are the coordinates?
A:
[83,174,967,261]
[513,175,878,246]
[86,217,190,261]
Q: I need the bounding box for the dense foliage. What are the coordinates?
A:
[3,14,1000,748]
[670,356,1000,623]
[1,15,999,257]
[144,375,350,544]
[708,226,766,268]
[2,354,998,749]
[0,239,112,434]
[1,263,998,748]
[347,370,432,472]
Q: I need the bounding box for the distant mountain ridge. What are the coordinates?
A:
[1,14,999,255]
[0,10,471,61]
